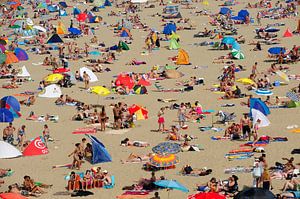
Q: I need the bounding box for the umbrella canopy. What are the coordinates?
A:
[0,108,14,123]
[236,78,255,85]
[152,142,181,154]
[68,27,81,35]
[77,13,88,22]
[128,104,148,120]
[276,71,289,82]
[0,53,7,64]
[1,96,21,112]
[133,85,147,95]
[154,180,189,192]
[234,187,275,199]
[252,109,270,128]
[0,192,27,199]
[221,37,236,45]
[10,24,21,29]
[137,79,151,86]
[89,86,111,96]
[0,44,6,53]
[0,39,7,45]
[115,74,135,89]
[286,91,300,102]
[149,154,179,168]
[231,49,245,60]
[44,74,64,83]
[188,192,226,199]
[5,51,19,64]
[0,141,22,158]
[14,47,28,61]
[268,47,285,55]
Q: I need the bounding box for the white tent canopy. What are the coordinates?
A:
[17,66,30,77]
[80,67,98,82]
[252,109,270,128]
[38,84,62,98]
[0,141,22,159]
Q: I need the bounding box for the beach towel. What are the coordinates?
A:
[72,127,96,134]
[211,136,230,140]
[52,163,73,168]
[224,167,253,174]
[105,129,130,135]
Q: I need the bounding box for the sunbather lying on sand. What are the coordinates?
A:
[181,165,212,176]
[19,95,36,106]
[121,153,154,163]
[120,138,149,147]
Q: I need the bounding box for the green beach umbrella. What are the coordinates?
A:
[231,49,245,60]
[0,53,7,64]
[10,25,21,29]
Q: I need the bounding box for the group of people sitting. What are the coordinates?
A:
[67,168,113,191]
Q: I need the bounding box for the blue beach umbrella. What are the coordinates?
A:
[0,108,14,123]
[268,47,285,55]
[152,142,181,154]
[154,180,189,192]
[68,28,81,35]
[221,37,236,44]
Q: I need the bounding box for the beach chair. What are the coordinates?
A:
[103,176,115,189]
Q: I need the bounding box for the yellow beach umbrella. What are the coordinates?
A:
[44,74,63,83]
[89,86,111,96]
[203,0,209,6]
[236,78,255,85]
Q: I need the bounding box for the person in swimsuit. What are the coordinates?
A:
[240,114,251,139]
[178,103,186,127]
[68,143,83,170]
[83,71,90,90]
[99,106,107,131]
[157,107,165,132]
[113,104,121,129]
[2,122,15,144]
[17,125,26,147]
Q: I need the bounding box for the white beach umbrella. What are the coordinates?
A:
[0,141,22,159]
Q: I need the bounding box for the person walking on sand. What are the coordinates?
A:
[157,107,165,132]
[83,71,90,90]
[178,103,186,127]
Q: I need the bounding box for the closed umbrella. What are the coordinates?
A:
[265,28,280,33]
[0,141,22,158]
[149,154,179,168]
[152,142,181,154]
[234,187,275,199]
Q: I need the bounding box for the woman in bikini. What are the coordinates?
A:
[68,143,83,170]
[99,106,107,131]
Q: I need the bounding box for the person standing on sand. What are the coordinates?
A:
[113,104,121,130]
[178,103,186,127]
[83,71,90,90]
[69,143,83,170]
[99,106,107,131]
[157,107,165,132]
[240,114,251,139]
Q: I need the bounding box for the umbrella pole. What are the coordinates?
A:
[211,115,214,127]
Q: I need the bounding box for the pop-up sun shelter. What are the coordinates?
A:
[23,137,48,156]
[86,135,112,164]
[38,84,62,98]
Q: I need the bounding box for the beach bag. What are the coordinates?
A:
[252,167,262,178]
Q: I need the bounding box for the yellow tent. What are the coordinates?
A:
[56,21,66,35]
[175,49,190,65]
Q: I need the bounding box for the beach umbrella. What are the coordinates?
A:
[231,49,245,60]
[221,37,235,44]
[0,39,7,45]
[0,192,27,199]
[33,25,47,32]
[77,13,88,22]
[276,71,289,82]
[231,42,241,51]
[234,187,275,199]
[128,104,148,120]
[1,96,21,112]
[0,108,14,123]
[149,154,179,168]
[137,79,151,86]
[0,141,22,159]
[236,78,255,85]
[286,91,300,102]
[5,51,19,64]
[9,24,21,29]
[255,89,273,96]
[188,192,226,199]
[44,73,64,83]
[89,51,101,56]
[154,180,189,193]
[268,47,285,55]
[0,53,7,64]
[265,28,280,33]
[89,86,111,96]
[133,85,147,94]
[252,109,270,128]
[0,44,6,53]
[115,74,135,89]
[152,142,181,154]
[14,47,28,61]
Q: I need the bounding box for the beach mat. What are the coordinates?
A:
[105,129,131,135]
[72,128,96,134]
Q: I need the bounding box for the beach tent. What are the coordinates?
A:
[220,7,232,15]
[115,74,134,89]
[287,101,300,108]
[120,28,131,38]
[59,9,68,16]
[268,47,285,55]
[56,21,67,34]
[38,84,62,98]
[14,48,28,61]
[283,28,293,37]
[104,0,112,6]
[17,66,30,77]
[47,34,63,44]
[118,41,129,50]
[68,28,81,35]
[176,49,190,65]
[59,1,68,8]
[237,9,249,21]
[0,141,22,159]
[250,98,270,116]
[79,67,98,82]
[86,135,112,164]
[163,23,176,35]
[251,109,270,128]
[169,38,180,50]
[23,137,48,156]
[0,108,14,123]
[5,51,19,64]
[73,7,81,15]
